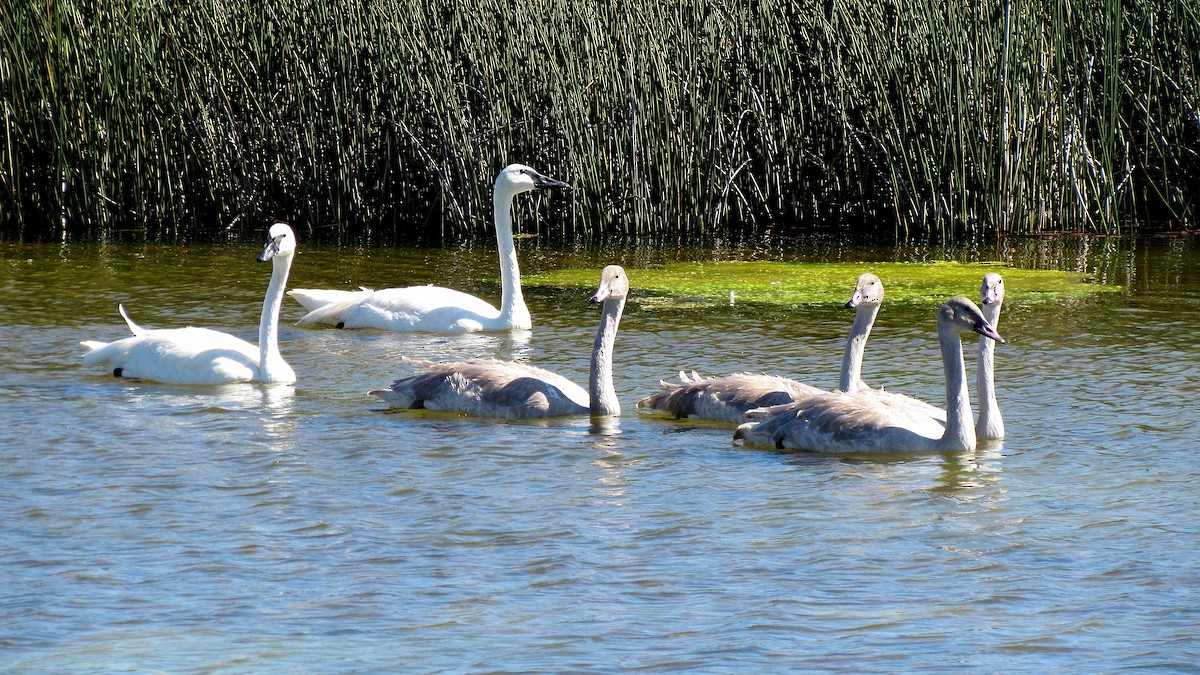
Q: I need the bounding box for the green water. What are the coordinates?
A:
[2,235,1197,671]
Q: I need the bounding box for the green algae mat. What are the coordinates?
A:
[525,261,1117,306]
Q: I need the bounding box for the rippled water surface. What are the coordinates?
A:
[2,236,1197,672]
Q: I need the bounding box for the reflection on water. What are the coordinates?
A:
[1,236,1198,671]
[929,442,1007,496]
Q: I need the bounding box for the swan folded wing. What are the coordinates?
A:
[287,288,373,313]
[81,328,260,384]
[298,286,502,331]
[288,288,376,325]
[736,392,947,453]
[637,372,822,424]
[861,387,948,424]
[372,359,589,419]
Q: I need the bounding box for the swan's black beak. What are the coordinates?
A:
[257,234,285,263]
[533,172,571,191]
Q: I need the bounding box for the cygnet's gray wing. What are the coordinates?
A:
[847,384,948,425]
[736,391,945,453]
[371,359,589,419]
[637,372,823,424]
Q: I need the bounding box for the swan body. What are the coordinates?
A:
[734,296,1004,453]
[81,223,298,385]
[288,164,570,332]
[637,370,822,424]
[370,265,628,419]
[976,272,1005,440]
[635,272,884,423]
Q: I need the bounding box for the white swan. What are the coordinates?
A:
[370,265,628,419]
[733,296,1004,453]
[287,164,570,332]
[81,223,298,385]
[976,272,1005,440]
[634,272,887,424]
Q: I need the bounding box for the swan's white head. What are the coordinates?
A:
[941,296,1005,344]
[495,164,571,198]
[257,223,297,263]
[590,265,629,304]
[981,272,1004,306]
[846,272,883,309]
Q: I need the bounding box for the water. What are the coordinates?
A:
[2,236,1198,672]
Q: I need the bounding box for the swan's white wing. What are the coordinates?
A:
[287,288,376,324]
[82,327,261,384]
[637,372,823,424]
[293,286,502,332]
[371,358,589,419]
[345,287,501,331]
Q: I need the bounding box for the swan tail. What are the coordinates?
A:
[294,302,352,326]
[635,385,699,419]
[287,288,373,324]
[369,386,420,409]
[371,364,452,409]
[80,340,120,369]
[732,423,750,445]
[80,340,109,355]
[732,420,779,448]
[118,304,147,336]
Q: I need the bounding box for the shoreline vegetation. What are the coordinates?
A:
[2,1,1197,243]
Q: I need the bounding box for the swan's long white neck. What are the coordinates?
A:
[494,187,531,328]
[976,302,1004,439]
[938,326,976,452]
[588,296,625,415]
[258,254,293,382]
[839,302,880,392]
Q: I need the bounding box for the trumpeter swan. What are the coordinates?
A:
[370,265,628,419]
[733,296,1004,453]
[81,223,298,385]
[288,164,569,332]
[843,272,1007,438]
[635,272,889,423]
[976,272,1005,440]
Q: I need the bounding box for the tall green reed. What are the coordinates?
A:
[1,0,1196,242]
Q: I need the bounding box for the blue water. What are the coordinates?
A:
[1,237,1197,672]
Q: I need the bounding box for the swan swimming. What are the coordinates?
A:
[81,223,298,385]
[733,296,1004,453]
[976,272,1005,440]
[287,164,570,332]
[838,273,948,423]
[370,265,628,419]
[634,272,889,424]
[841,272,1006,439]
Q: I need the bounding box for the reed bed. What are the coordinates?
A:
[2,0,1197,242]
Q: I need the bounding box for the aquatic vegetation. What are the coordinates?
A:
[2,0,1196,241]
[526,262,1117,307]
